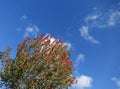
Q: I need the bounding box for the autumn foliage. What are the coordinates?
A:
[0,34,76,89]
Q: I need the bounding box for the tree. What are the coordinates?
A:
[0,34,76,89]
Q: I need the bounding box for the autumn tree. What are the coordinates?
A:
[0,34,76,89]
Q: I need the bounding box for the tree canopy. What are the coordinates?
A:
[0,34,76,89]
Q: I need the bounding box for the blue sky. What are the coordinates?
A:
[0,0,120,89]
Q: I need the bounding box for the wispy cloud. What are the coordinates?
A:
[73,75,93,89]
[18,15,40,38]
[79,3,120,44]
[112,77,120,89]
[24,24,39,38]
[107,9,120,27]
[74,53,86,75]
[77,53,85,62]
[21,15,27,22]
[79,26,99,44]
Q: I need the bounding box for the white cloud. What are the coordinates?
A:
[64,42,72,50]
[73,75,93,89]
[107,10,120,26]
[77,53,85,62]
[85,14,100,24]
[21,15,27,21]
[112,77,120,89]
[85,7,120,28]
[79,4,120,44]
[74,53,86,75]
[18,15,40,38]
[24,24,39,38]
[79,26,99,44]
